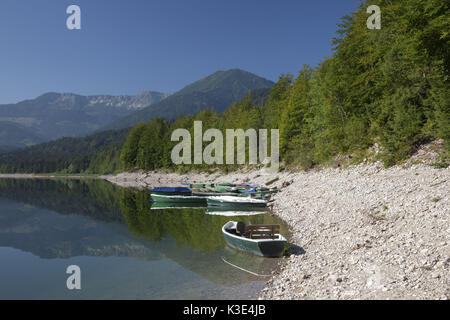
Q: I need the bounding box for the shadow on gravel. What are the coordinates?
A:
[285,244,305,256]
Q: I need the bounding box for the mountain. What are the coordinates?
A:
[0,69,274,174]
[0,91,168,149]
[0,87,273,174]
[0,121,46,149]
[0,146,17,154]
[101,69,274,131]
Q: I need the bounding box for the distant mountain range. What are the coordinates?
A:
[101,69,275,131]
[0,91,169,149]
[0,69,273,153]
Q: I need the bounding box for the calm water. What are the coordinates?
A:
[0,178,289,299]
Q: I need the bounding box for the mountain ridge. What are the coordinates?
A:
[101,69,274,131]
[0,90,169,149]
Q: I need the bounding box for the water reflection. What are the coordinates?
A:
[121,189,288,253]
[0,178,289,299]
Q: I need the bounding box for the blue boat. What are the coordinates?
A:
[150,187,192,196]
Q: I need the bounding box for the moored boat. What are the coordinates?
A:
[214,185,238,193]
[207,195,268,208]
[192,183,215,189]
[150,193,207,204]
[150,187,192,196]
[151,202,206,210]
[206,210,267,216]
[192,192,238,197]
[239,187,278,196]
[222,221,287,257]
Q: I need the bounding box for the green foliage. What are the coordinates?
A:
[275,0,449,167]
[121,0,448,172]
[118,90,277,173]
[279,66,313,163]
[87,144,123,174]
[136,119,170,170]
[432,154,449,169]
[431,196,441,203]
[121,123,146,170]
[0,129,129,174]
[1,0,448,173]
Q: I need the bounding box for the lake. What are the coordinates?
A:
[0,178,289,299]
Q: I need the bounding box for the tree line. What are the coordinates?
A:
[121,0,449,171]
[0,129,127,174]
[1,0,448,174]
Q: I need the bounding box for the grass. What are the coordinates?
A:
[432,155,449,169]
[265,177,279,186]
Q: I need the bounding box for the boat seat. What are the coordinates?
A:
[245,224,280,239]
[236,222,251,236]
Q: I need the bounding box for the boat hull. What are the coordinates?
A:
[151,202,205,210]
[207,197,268,209]
[150,191,192,196]
[222,223,287,257]
[206,210,267,216]
[150,194,207,204]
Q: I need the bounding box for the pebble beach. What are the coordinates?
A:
[101,155,449,300]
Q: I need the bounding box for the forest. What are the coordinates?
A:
[120,0,449,171]
[0,0,448,174]
[0,129,128,174]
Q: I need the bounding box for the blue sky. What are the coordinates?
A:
[0,0,362,104]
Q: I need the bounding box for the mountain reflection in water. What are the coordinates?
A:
[0,178,289,299]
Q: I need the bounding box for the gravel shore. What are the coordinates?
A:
[102,161,449,300]
[260,163,449,300]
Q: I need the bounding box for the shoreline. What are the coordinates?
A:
[1,160,448,300]
[102,162,449,300]
[0,174,99,179]
[258,163,448,300]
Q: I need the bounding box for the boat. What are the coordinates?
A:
[207,196,268,209]
[222,221,287,257]
[214,185,238,193]
[218,182,235,187]
[150,193,207,204]
[192,192,238,197]
[239,187,278,196]
[151,202,206,210]
[150,186,210,204]
[150,187,192,196]
[206,210,267,216]
[194,183,215,189]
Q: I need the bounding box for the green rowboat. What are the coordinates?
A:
[222,221,287,257]
[150,194,207,205]
[207,196,268,209]
[151,202,206,210]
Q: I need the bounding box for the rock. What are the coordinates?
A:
[431,272,441,279]
[104,159,450,300]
